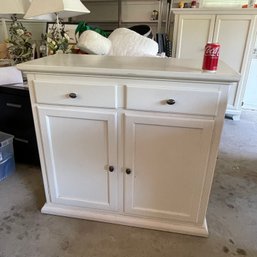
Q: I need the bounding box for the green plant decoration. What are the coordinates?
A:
[7,16,33,65]
[47,22,71,55]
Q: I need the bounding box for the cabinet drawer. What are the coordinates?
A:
[0,92,34,129]
[33,81,118,108]
[126,85,221,116]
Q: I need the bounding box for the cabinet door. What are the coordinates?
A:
[213,15,256,110]
[38,106,118,211]
[173,14,215,58]
[124,113,214,223]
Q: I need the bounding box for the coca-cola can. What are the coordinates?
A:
[202,43,220,72]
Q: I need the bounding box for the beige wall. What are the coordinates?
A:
[0,20,46,42]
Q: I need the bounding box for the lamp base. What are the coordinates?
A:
[0,43,9,60]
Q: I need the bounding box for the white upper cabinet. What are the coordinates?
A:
[172,9,257,120]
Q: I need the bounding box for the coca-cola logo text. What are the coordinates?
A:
[204,45,220,57]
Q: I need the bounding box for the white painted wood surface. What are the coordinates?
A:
[18,54,239,82]
[174,14,215,59]
[124,113,214,223]
[38,106,118,211]
[126,83,221,115]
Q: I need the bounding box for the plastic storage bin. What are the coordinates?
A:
[128,25,153,39]
[0,132,15,181]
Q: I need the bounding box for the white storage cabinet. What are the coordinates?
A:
[172,9,257,120]
[18,54,239,237]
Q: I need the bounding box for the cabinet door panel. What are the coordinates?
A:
[213,15,255,111]
[213,15,253,73]
[38,106,118,211]
[175,15,215,58]
[124,113,214,223]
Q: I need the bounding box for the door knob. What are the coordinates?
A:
[126,168,131,175]
[69,93,77,99]
[109,166,114,172]
[166,99,176,105]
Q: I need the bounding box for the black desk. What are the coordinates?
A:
[0,84,39,164]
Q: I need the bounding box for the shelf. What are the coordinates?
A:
[121,20,158,23]
[78,0,167,33]
[87,20,119,23]
[82,0,117,2]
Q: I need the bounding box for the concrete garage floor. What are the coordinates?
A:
[0,110,257,257]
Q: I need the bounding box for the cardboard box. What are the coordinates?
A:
[0,66,23,85]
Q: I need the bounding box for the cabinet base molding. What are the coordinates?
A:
[225,109,242,121]
[41,203,208,237]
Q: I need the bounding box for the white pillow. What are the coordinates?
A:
[77,30,112,55]
[108,28,158,57]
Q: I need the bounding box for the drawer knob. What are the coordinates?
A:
[126,168,131,175]
[166,99,176,105]
[69,93,77,99]
[109,166,114,172]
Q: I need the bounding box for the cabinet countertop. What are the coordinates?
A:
[17,54,240,83]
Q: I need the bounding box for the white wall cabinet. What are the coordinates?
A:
[172,9,257,120]
[18,54,239,237]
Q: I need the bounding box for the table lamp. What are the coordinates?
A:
[24,0,90,21]
[24,0,90,54]
[0,0,30,41]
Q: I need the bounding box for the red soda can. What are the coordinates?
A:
[202,43,220,72]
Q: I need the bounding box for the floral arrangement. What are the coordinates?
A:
[7,16,33,64]
[47,22,71,55]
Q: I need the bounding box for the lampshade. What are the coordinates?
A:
[0,0,30,41]
[24,0,90,20]
[0,0,30,18]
